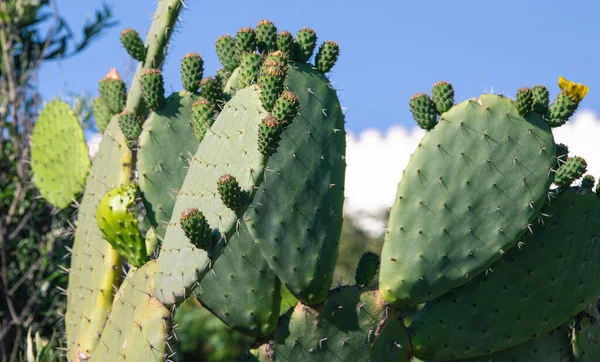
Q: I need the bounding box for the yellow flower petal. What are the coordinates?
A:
[558,76,588,103]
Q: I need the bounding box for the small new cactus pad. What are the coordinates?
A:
[141,69,165,111]
[380,93,556,308]
[217,174,244,210]
[409,189,600,360]
[554,156,587,187]
[137,91,199,238]
[200,76,223,109]
[117,110,142,149]
[96,182,148,267]
[572,307,600,361]
[120,28,146,61]
[515,87,533,116]
[236,27,257,55]
[216,34,240,72]
[293,27,317,62]
[190,98,215,141]
[66,119,131,360]
[256,20,277,54]
[532,84,550,114]
[409,93,437,130]
[271,90,300,126]
[276,31,294,59]
[355,251,380,287]
[181,52,204,92]
[92,96,111,133]
[254,288,411,362]
[581,175,596,190]
[99,68,127,114]
[258,115,283,156]
[180,208,213,250]
[315,40,340,73]
[431,81,455,114]
[94,261,171,362]
[31,99,90,209]
[239,53,262,88]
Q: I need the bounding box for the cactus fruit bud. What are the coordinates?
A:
[117,110,142,149]
[554,156,587,187]
[581,175,595,190]
[293,28,317,62]
[215,68,231,86]
[239,53,262,88]
[99,68,126,114]
[180,208,213,250]
[236,27,257,56]
[200,77,224,110]
[181,53,204,93]
[92,97,111,133]
[258,67,285,112]
[431,81,455,114]
[531,85,550,115]
[276,31,294,59]
[315,40,340,73]
[120,28,146,62]
[355,251,380,287]
[515,87,534,116]
[217,174,243,210]
[546,92,578,127]
[272,91,300,127]
[190,99,215,141]
[556,143,569,167]
[256,20,277,54]
[216,34,240,72]
[410,93,438,130]
[141,69,165,111]
[263,50,288,68]
[258,115,283,156]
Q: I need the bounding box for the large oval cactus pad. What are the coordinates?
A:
[409,189,600,360]
[380,94,556,307]
[245,62,346,305]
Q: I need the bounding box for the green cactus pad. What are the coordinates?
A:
[532,85,550,115]
[380,94,556,308]
[200,76,224,109]
[258,115,283,156]
[581,175,596,190]
[315,40,340,73]
[254,287,411,362]
[256,20,277,54]
[181,52,204,92]
[217,174,244,210]
[99,69,126,114]
[93,261,171,361]
[216,34,240,72]
[409,188,600,360]
[154,86,268,306]
[554,156,587,187]
[138,91,199,238]
[223,68,242,98]
[195,222,281,337]
[515,87,533,116]
[293,28,317,62]
[190,98,215,141]
[120,28,146,62]
[66,119,130,360]
[277,31,294,59]
[180,208,213,250]
[31,99,91,209]
[355,251,380,287]
[92,97,111,133]
[141,69,166,111]
[431,81,454,114]
[272,90,300,126]
[96,182,147,267]
[409,93,438,130]
[239,53,262,88]
[547,92,578,127]
[245,62,346,305]
[117,110,142,149]
[572,307,600,361]
[236,27,257,55]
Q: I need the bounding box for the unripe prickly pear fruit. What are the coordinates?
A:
[258,115,283,156]
[117,110,142,149]
[120,28,146,62]
[256,20,277,54]
[556,143,569,167]
[92,96,111,133]
[293,28,317,62]
[262,50,288,68]
[141,69,165,111]
[99,68,126,114]
[515,87,533,116]
[236,27,256,56]
[276,31,294,59]
[200,77,223,110]
[217,174,243,210]
[547,76,588,127]
[258,67,285,112]
[554,156,587,187]
[216,34,240,72]
[410,93,437,130]
[180,208,213,250]
[239,53,262,88]
[531,84,550,115]
[581,175,595,190]
[355,251,380,287]
[271,90,300,127]
[190,99,214,141]
[181,52,204,93]
[215,68,231,86]
[315,40,339,73]
[431,81,454,114]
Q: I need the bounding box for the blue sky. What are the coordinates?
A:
[40,0,600,133]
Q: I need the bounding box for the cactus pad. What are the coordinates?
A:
[380,94,556,308]
[31,99,90,209]
[355,252,380,287]
[572,306,600,361]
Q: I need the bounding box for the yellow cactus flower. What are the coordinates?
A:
[558,76,589,102]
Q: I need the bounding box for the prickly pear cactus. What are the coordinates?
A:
[31,99,90,209]
[572,302,600,361]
